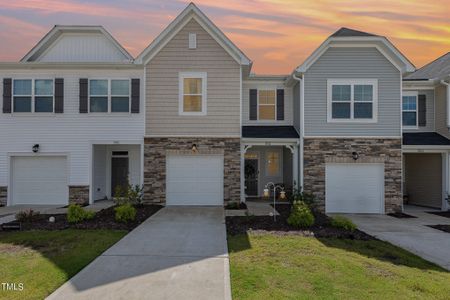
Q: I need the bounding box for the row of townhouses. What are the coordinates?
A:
[1,3,449,213]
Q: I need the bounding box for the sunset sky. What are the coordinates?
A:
[0,0,448,74]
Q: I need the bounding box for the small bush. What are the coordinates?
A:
[114,184,144,206]
[67,204,95,224]
[115,204,136,223]
[16,209,40,222]
[289,189,316,207]
[287,201,315,228]
[330,216,357,231]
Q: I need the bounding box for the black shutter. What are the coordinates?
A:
[418,94,426,127]
[249,89,257,120]
[131,78,140,113]
[54,78,64,113]
[79,78,88,113]
[276,89,284,120]
[3,78,12,113]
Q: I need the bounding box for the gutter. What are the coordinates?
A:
[292,73,304,191]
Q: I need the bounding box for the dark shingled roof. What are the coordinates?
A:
[331,27,378,38]
[404,52,450,81]
[403,132,450,146]
[242,126,299,139]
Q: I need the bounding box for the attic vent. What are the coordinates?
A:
[188,33,197,49]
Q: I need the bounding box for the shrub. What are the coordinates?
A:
[330,216,357,231]
[289,189,316,207]
[287,201,315,228]
[67,204,95,224]
[114,184,144,206]
[16,209,40,222]
[115,204,136,223]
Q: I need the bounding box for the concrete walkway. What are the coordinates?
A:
[345,206,450,271]
[47,206,231,300]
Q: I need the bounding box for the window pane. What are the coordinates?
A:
[259,90,275,105]
[259,105,275,120]
[354,85,372,102]
[183,95,202,112]
[354,103,372,118]
[111,80,129,96]
[332,102,350,118]
[13,97,32,112]
[90,96,108,112]
[402,96,416,110]
[266,152,280,176]
[13,80,31,95]
[111,97,129,112]
[35,80,53,95]
[90,80,108,95]
[35,96,53,112]
[183,78,202,94]
[332,85,350,101]
[403,112,417,126]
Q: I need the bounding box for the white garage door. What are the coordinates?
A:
[166,155,224,206]
[11,156,68,205]
[325,163,384,214]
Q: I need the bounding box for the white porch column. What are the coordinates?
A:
[240,144,246,203]
[293,144,299,191]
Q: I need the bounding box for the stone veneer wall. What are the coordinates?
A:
[144,137,241,205]
[0,186,7,206]
[303,138,402,213]
[68,185,90,205]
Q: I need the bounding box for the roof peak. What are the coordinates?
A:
[331,27,378,38]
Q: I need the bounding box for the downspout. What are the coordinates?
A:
[440,79,450,210]
[441,79,450,127]
[292,73,304,191]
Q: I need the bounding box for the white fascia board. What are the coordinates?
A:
[402,145,450,152]
[241,138,300,144]
[0,62,141,70]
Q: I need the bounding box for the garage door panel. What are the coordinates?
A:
[326,163,384,214]
[166,155,224,206]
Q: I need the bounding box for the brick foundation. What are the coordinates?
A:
[303,138,402,213]
[0,186,7,206]
[69,185,90,205]
[144,137,240,205]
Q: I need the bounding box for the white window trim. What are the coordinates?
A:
[402,91,418,129]
[88,79,131,114]
[265,149,281,177]
[257,89,277,121]
[12,78,55,114]
[188,33,197,49]
[178,72,207,116]
[327,79,378,123]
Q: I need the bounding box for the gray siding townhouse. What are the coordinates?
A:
[0,3,449,213]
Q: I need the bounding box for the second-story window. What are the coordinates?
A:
[89,79,130,113]
[179,72,207,115]
[13,79,54,113]
[402,92,418,128]
[258,90,276,120]
[35,79,54,112]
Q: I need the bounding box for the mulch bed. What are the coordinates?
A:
[428,224,450,233]
[427,211,450,218]
[387,212,417,219]
[1,205,162,231]
[226,204,373,240]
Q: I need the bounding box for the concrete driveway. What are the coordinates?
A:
[345,206,450,271]
[47,206,231,300]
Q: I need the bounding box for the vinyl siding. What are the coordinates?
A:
[0,68,144,187]
[242,80,293,126]
[145,19,241,136]
[293,82,300,132]
[39,34,129,62]
[304,47,401,136]
[402,90,435,133]
[435,84,450,139]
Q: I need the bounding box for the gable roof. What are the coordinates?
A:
[295,27,415,74]
[21,25,133,62]
[331,27,378,38]
[404,52,450,81]
[134,3,251,66]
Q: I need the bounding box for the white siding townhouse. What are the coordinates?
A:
[0,3,449,213]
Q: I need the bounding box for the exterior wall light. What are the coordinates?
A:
[191,144,198,153]
[32,144,40,153]
[352,151,359,160]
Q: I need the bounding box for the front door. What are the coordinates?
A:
[111,156,129,197]
[245,158,259,196]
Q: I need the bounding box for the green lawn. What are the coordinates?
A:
[0,229,127,300]
[228,234,450,300]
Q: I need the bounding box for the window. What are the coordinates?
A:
[179,72,207,115]
[266,151,280,176]
[402,92,418,127]
[89,79,130,113]
[13,79,54,113]
[188,33,197,49]
[327,79,377,122]
[258,90,276,120]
